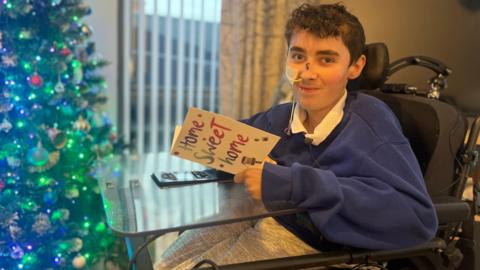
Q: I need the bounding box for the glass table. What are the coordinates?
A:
[98,153,300,270]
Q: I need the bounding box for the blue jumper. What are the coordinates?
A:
[242,92,438,250]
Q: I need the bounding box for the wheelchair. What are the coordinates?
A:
[192,43,480,270]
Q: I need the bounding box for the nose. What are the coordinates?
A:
[300,62,317,80]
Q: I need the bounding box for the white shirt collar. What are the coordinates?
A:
[290,89,347,145]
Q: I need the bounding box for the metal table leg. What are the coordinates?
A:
[125,236,154,270]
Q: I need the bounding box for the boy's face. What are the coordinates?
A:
[286,29,365,115]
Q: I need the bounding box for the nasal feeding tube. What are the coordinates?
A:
[285,62,311,86]
[284,64,305,136]
[285,65,302,85]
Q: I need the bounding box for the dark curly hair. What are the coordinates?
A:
[285,3,365,65]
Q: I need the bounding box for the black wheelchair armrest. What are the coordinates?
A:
[433,196,471,224]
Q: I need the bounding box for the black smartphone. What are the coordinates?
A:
[151,169,234,188]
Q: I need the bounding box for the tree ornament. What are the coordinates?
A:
[74,115,91,132]
[80,25,92,37]
[6,213,21,240]
[8,212,19,225]
[0,118,12,132]
[6,156,21,168]
[48,128,67,149]
[61,23,70,33]
[109,133,117,142]
[22,4,34,14]
[51,208,70,221]
[19,29,32,39]
[28,150,60,173]
[54,73,65,93]
[20,200,39,211]
[2,55,17,67]
[65,186,79,199]
[9,224,22,240]
[59,209,70,220]
[72,255,86,269]
[27,142,50,166]
[10,244,24,259]
[61,47,71,56]
[69,238,83,252]
[55,80,65,93]
[31,213,52,236]
[30,72,44,88]
[0,93,13,113]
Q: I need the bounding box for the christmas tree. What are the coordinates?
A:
[0,0,126,269]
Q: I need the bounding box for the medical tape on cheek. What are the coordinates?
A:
[285,65,302,85]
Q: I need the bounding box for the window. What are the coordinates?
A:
[120,0,221,154]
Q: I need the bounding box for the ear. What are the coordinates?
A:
[347,54,366,79]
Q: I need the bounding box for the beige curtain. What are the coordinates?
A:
[219,0,320,119]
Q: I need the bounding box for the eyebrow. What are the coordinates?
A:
[289,46,340,57]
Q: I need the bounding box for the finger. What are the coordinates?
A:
[246,185,261,200]
[234,170,245,184]
[264,156,277,165]
[244,171,262,200]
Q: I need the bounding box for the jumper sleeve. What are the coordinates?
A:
[262,142,438,250]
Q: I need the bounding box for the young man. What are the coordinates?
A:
[157,3,437,269]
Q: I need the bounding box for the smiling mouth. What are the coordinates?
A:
[297,85,320,93]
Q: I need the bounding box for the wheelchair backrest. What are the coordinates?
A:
[349,43,468,197]
[367,91,467,196]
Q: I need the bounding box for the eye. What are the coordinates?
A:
[321,57,336,64]
[289,53,305,62]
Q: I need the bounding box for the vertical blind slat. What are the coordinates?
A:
[209,0,219,112]
[150,0,159,154]
[175,0,185,125]
[136,0,147,155]
[187,0,196,109]
[122,0,132,148]
[196,0,206,109]
[175,0,187,169]
[163,1,173,152]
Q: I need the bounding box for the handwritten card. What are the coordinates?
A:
[170,107,280,174]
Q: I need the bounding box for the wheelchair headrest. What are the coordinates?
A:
[347,42,389,91]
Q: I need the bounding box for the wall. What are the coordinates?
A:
[84,0,119,126]
[316,0,480,111]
